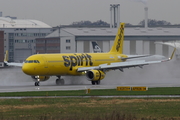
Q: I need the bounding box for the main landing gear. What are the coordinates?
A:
[91,80,100,85]
[35,81,39,86]
[56,76,65,85]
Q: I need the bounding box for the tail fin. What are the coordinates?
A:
[109,23,125,54]
[92,41,102,53]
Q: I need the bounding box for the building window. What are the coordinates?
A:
[66,46,71,50]
[47,39,59,43]
[66,39,71,43]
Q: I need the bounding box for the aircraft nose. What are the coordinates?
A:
[22,64,30,75]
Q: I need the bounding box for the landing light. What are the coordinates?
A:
[35,76,40,79]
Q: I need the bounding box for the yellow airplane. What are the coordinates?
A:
[5,23,176,86]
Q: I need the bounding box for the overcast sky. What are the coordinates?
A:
[0,0,179,27]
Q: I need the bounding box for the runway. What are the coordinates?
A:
[0,60,180,93]
[0,84,118,93]
[0,83,180,93]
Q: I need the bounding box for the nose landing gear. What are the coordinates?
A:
[35,81,39,86]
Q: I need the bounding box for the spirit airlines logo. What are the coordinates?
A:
[62,54,93,70]
[116,25,124,52]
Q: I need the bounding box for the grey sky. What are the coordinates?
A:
[0,0,179,27]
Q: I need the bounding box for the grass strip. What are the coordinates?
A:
[0,97,180,120]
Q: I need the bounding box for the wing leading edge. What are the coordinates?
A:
[77,60,161,72]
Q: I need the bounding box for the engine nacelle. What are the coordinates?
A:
[31,76,50,82]
[86,70,105,81]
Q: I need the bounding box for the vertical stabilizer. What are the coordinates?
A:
[92,41,102,53]
[109,23,125,54]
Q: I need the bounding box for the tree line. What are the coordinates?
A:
[70,19,178,27]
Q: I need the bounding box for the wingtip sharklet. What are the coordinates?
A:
[155,42,177,61]
[169,48,176,60]
[161,48,176,62]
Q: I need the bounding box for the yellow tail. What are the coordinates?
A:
[109,23,125,54]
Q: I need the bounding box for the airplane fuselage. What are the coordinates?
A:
[22,52,127,76]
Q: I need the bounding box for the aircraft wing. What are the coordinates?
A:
[77,60,163,72]
[4,62,23,67]
[4,50,23,67]
[77,48,176,72]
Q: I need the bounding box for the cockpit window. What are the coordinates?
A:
[29,60,33,63]
[25,60,40,63]
[34,60,40,63]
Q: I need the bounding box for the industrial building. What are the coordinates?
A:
[0,16,52,66]
[0,31,4,67]
[39,5,177,57]
[37,26,180,59]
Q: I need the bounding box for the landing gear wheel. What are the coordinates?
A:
[35,82,39,86]
[91,81,95,85]
[95,80,100,85]
[56,79,65,85]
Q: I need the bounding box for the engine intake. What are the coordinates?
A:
[86,70,105,81]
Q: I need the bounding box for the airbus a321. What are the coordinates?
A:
[5,23,176,86]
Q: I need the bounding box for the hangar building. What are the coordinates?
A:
[0,17,52,66]
[0,31,4,67]
[36,26,180,59]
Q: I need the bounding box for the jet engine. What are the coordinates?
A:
[31,76,50,82]
[86,70,105,81]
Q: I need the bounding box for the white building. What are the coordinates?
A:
[46,26,180,58]
[0,17,52,62]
